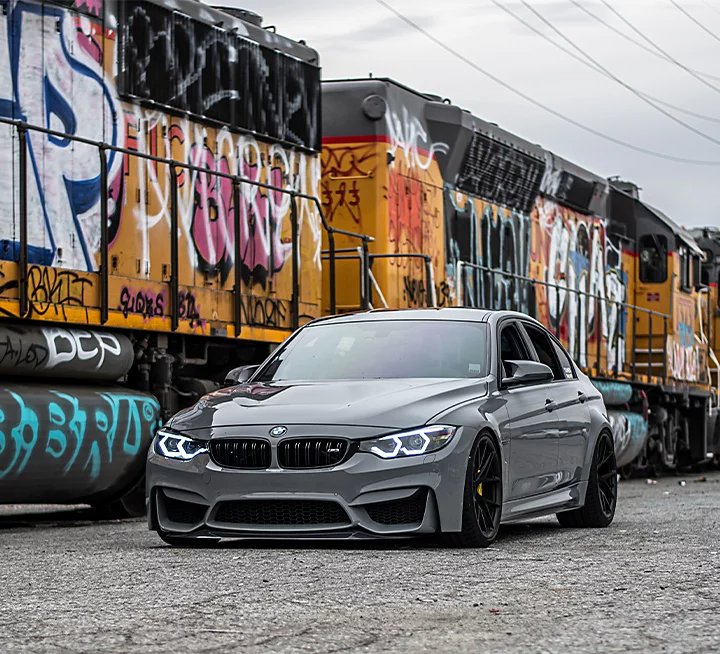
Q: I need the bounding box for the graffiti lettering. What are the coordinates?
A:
[27,266,93,320]
[0,325,131,380]
[403,276,451,308]
[0,2,123,272]
[118,287,165,320]
[0,334,48,369]
[118,1,320,150]
[386,106,449,171]
[240,295,290,329]
[457,132,545,215]
[178,291,202,329]
[0,388,159,483]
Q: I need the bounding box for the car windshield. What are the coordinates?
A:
[256,320,488,381]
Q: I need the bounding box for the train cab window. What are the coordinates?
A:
[639,234,668,284]
[679,247,692,291]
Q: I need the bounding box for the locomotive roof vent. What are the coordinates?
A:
[212,6,263,26]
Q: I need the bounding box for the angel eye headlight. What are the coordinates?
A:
[359,426,456,459]
[155,429,207,460]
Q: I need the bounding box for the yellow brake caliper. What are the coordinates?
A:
[476,480,483,496]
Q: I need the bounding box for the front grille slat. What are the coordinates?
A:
[210,439,271,469]
[214,499,350,526]
[278,438,349,469]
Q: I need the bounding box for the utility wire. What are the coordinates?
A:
[490,0,720,125]
[591,0,720,95]
[570,0,720,84]
[702,0,720,18]
[509,0,720,148]
[669,0,720,44]
[372,0,720,165]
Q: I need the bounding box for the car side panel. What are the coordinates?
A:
[554,379,591,487]
[503,382,562,500]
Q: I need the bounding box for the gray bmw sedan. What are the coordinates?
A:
[147,308,616,547]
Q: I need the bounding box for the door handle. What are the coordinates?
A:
[545,399,556,412]
[578,391,587,403]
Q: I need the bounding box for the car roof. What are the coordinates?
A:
[305,308,543,327]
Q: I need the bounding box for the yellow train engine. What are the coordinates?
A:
[321,77,717,475]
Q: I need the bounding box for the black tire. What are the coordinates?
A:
[446,431,503,548]
[557,431,617,528]
[93,475,147,519]
[157,530,221,547]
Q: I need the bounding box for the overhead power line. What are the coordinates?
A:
[371,0,720,166]
[507,0,720,148]
[569,0,720,84]
[669,0,720,44]
[590,0,720,95]
[489,0,720,125]
[703,0,720,18]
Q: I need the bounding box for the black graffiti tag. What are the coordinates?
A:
[118,287,166,320]
[403,276,451,308]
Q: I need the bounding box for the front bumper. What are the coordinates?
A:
[146,426,474,539]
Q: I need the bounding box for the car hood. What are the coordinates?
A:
[167,378,489,435]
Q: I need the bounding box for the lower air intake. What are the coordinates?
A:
[214,500,351,526]
[163,496,208,524]
[364,490,427,525]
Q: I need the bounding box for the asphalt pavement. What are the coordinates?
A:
[1,471,719,654]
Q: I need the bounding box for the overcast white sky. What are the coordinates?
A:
[207,0,720,228]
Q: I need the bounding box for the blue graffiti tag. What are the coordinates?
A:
[0,388,159,482]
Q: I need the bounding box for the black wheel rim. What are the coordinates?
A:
[471,436,502,537]
[596,433,618,517]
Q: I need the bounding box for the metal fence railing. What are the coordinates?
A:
[0,117,370,331]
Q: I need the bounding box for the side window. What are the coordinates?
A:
[499,324,531,372]
[639,234,668,284]
[550,339,576,379]
[522,323,565,380]
[679,247,691,291]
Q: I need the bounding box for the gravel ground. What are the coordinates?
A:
[1,472,719,654]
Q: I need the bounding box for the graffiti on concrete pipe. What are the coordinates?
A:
[0,385,160,502]
[0,324,133,381]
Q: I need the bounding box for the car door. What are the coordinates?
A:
[519,321,590,488]
[497,320,561,501]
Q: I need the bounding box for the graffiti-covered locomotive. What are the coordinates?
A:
[0,1,717,512]
[321,78,718,475]
[0,0,326,512]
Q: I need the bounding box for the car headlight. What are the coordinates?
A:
[155,429,208,460]
[359,425,456,459]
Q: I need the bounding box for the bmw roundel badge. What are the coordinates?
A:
[269,426,287,437]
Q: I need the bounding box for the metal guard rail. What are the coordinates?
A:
[457,260,674,384]
[1,117,372,330]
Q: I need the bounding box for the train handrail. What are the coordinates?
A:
[320,250,437,309]
[0,117,372,329]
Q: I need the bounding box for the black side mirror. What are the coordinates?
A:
[224,365,259,386]
[502,360,554,387]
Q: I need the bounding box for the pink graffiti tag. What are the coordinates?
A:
[188,146,289,288]
[238,161,288,287]
[74,0,102,16]
[191,144,233,277]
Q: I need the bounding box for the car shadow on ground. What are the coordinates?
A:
[0,507,564,548]
[148,521,565,551]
